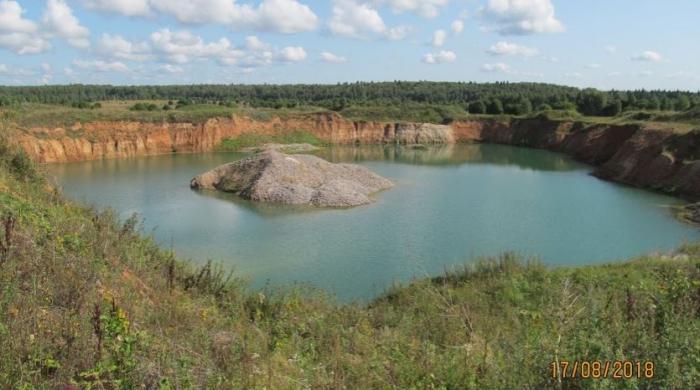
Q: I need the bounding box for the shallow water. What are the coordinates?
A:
[48,144,700,301]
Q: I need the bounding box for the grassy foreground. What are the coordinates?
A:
[0,136,699,389]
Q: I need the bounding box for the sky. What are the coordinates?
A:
[0,0,698,90]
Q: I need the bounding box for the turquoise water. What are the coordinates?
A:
[48,144,700,301]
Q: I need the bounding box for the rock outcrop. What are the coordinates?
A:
[190,150,393,207]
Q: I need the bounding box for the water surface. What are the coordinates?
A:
[48,144,699,301]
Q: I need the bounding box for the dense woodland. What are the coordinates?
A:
[1,82,699,117]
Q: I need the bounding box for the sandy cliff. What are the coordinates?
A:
[12,112,700,200]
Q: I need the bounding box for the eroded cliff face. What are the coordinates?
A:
[13,112,700,200]
[16,113,453,163]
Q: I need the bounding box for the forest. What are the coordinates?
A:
[1,82,699,117]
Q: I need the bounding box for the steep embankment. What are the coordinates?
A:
[453,118,700,200]
[15,114,453,163]
[13,112,700,200]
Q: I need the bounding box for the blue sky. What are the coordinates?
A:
[0,0,698,90]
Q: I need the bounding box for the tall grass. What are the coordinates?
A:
[0,128,698,388]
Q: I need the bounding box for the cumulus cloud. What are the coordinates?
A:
[82,0,151,17]
[431,29,447,47]
[483,0,564,35]
[487,41,538,56]
[83,0,318,34]
[604,45,616,54]
[451,19,464,34]
[481,62,510,72]
[0,0,51,54]
[328,0,407,40]
[98,34,153,61]
[95,29,306,68]
[320,51,347,63]
[278,46,306,62]
[245,35,270,51]
[375,0,450,18]
[585,63,601,69]
[42,0,90,48]
[73,59,130,72]
[0,0,37,33]
[422,50,456,64]
[631,50,664,62]
[150,29,240,64]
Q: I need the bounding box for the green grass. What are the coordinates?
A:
[2,102,331,129]
[217,130,326,151]
[3,101,699,137]
[0,120,699,388]
[340,103,471,123]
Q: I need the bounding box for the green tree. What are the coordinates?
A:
[576,89,607,116]
[602,99,622,116]
[486,98,504,115]
[468,100,487,114]
[676,95,691,111]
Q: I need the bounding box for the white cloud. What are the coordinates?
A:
[604,45,616,54]
[95,29,303,68]
[0,0,51,54]
[252,0,319,33]
[82,0,151,17]
[422,50,456,64]
[320,51,347,63]
[631,50,665,62]
[385,26,409,40]
[98,34,153,61]
[483,0,564,35]
[376,0,449,18]
[0,0,37,33]
[585,63,601,69]
[161,64,184,73]
[73,59,130,72]
[451,19,464,34]
[0,64,7,73]
[487,41,538,56]
[328,0,407,40]
[245,35,270,51]
[638,70,653,76]
[564,72,582,78]
[481,62,510,72]
[432,29,446,47]
[149,28,238,64]
[0,33,51,54]
[42,0,90,48]
[84,0,318,34]
[278,46,306,62]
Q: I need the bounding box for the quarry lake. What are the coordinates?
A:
[49,144,700,301]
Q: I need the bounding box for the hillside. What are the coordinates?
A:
[1,123,699,388]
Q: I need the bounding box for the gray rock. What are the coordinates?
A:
[191,150,393,207]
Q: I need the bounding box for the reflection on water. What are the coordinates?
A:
[48,144,700,302]
[315,144,579,171]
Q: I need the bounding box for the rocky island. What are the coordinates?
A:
[190,149,393,207]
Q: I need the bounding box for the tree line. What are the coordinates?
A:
[0,82,698,117]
